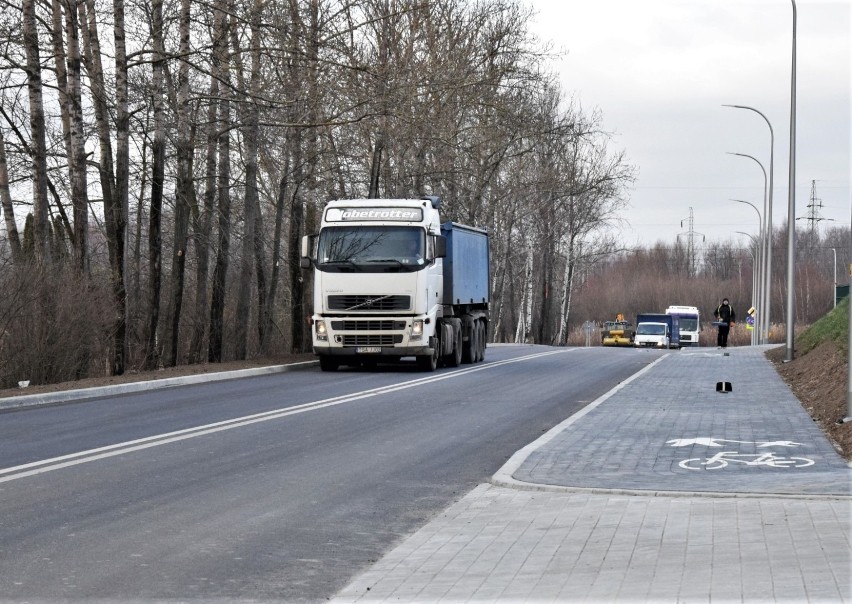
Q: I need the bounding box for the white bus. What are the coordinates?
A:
[665,305,701,347]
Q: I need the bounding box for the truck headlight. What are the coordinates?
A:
[410,320,424,340]
[316,320,328,341]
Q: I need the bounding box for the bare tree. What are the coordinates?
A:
[144,0,166,369]
[166,0,194,367]
[21,0,51,262]
[0,129,21,260]
[208,0,233,363]
[232,0,265,360]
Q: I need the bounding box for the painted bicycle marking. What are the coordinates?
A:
[678,451,815,470]
[667,438,802,448]
[668,438,814,470]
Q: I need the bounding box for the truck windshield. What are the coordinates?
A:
[637,324,666,335]
[316,226,425,272]
[678,317,698,331]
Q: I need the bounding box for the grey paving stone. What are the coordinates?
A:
[333,347,851,603]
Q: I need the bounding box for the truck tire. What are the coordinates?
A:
[319,356,339,372]
[462,319,474,364]
[445,326,462,367]
[416,347,438,372]
[472,321,483,363]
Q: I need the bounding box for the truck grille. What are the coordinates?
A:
[342,334,403,346]
[331,320,406,331]
[327,295,411,311]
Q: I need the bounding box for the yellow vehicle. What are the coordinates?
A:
[601,314,635,346]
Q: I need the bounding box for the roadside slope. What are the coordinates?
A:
[767,297,851,460]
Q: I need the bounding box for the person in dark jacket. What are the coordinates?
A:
[713,298,736,348]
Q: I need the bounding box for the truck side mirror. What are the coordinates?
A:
[300,235,316,268]
[435,235,447,259]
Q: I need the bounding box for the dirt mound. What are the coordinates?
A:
[767,342,851,460]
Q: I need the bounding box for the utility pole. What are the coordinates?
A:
[677,207,705,277]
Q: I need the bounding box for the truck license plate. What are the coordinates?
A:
[356,347,381,354]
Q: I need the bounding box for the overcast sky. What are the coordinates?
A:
[527,0,851,249]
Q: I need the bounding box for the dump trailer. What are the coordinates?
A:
[601,314,634,346]
[301,196,490,372]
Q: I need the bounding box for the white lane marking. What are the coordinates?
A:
[0,349,570,483]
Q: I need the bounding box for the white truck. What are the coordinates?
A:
[665,305,701,347]
[301,196,489,372]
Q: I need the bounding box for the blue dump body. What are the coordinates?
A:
[636,313,681,348]
[441,222,490,307]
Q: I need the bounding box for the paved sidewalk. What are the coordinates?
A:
[334,346,852,602]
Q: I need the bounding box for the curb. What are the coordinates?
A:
[490,353,667,491]
[0,361,319,412]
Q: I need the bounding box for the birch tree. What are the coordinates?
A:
[0,129,21,261]
[145,0,166,369]
[21,0,51,262]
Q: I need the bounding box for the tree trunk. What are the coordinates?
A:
[254,204,267,350]
[287,131,306,353]
[232,0,264,360]
[557,236,577,346]
[514,245,534,344]
[0,130,21,262]
[286,0,307,353]
[260,169,289,354]
[144,0,166,369]
[167,0,194,367]
[22,0,51,263]
[188,31,222,364]
[109,0,129,375]
[207,2,232,363]
[65,0,88,272]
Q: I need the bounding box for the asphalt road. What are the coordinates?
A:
[0,345,662,601]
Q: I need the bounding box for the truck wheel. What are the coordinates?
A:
[462,321,474,364]
[319,356,338,372]
[446,327,463,367]
[472,321,483,363]
[416,348,438,372]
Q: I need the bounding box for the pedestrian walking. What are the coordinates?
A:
[713,298,736,348]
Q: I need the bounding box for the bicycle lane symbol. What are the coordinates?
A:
[667,438,815,470]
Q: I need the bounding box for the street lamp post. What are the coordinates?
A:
[786,0,798,361]
[832,248,837,308]
[732,198,764,343]
[723,104,774,345]
[727,152,769,343]
[736,231,760,345]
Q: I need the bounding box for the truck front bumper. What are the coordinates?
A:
[313,343,435,358]
[311,314,437,359]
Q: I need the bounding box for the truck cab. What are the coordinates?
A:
[301,197,489,372]
[665,305,700,347]
[634,322,670,348]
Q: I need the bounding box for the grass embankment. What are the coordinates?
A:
[769,297,850,460]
